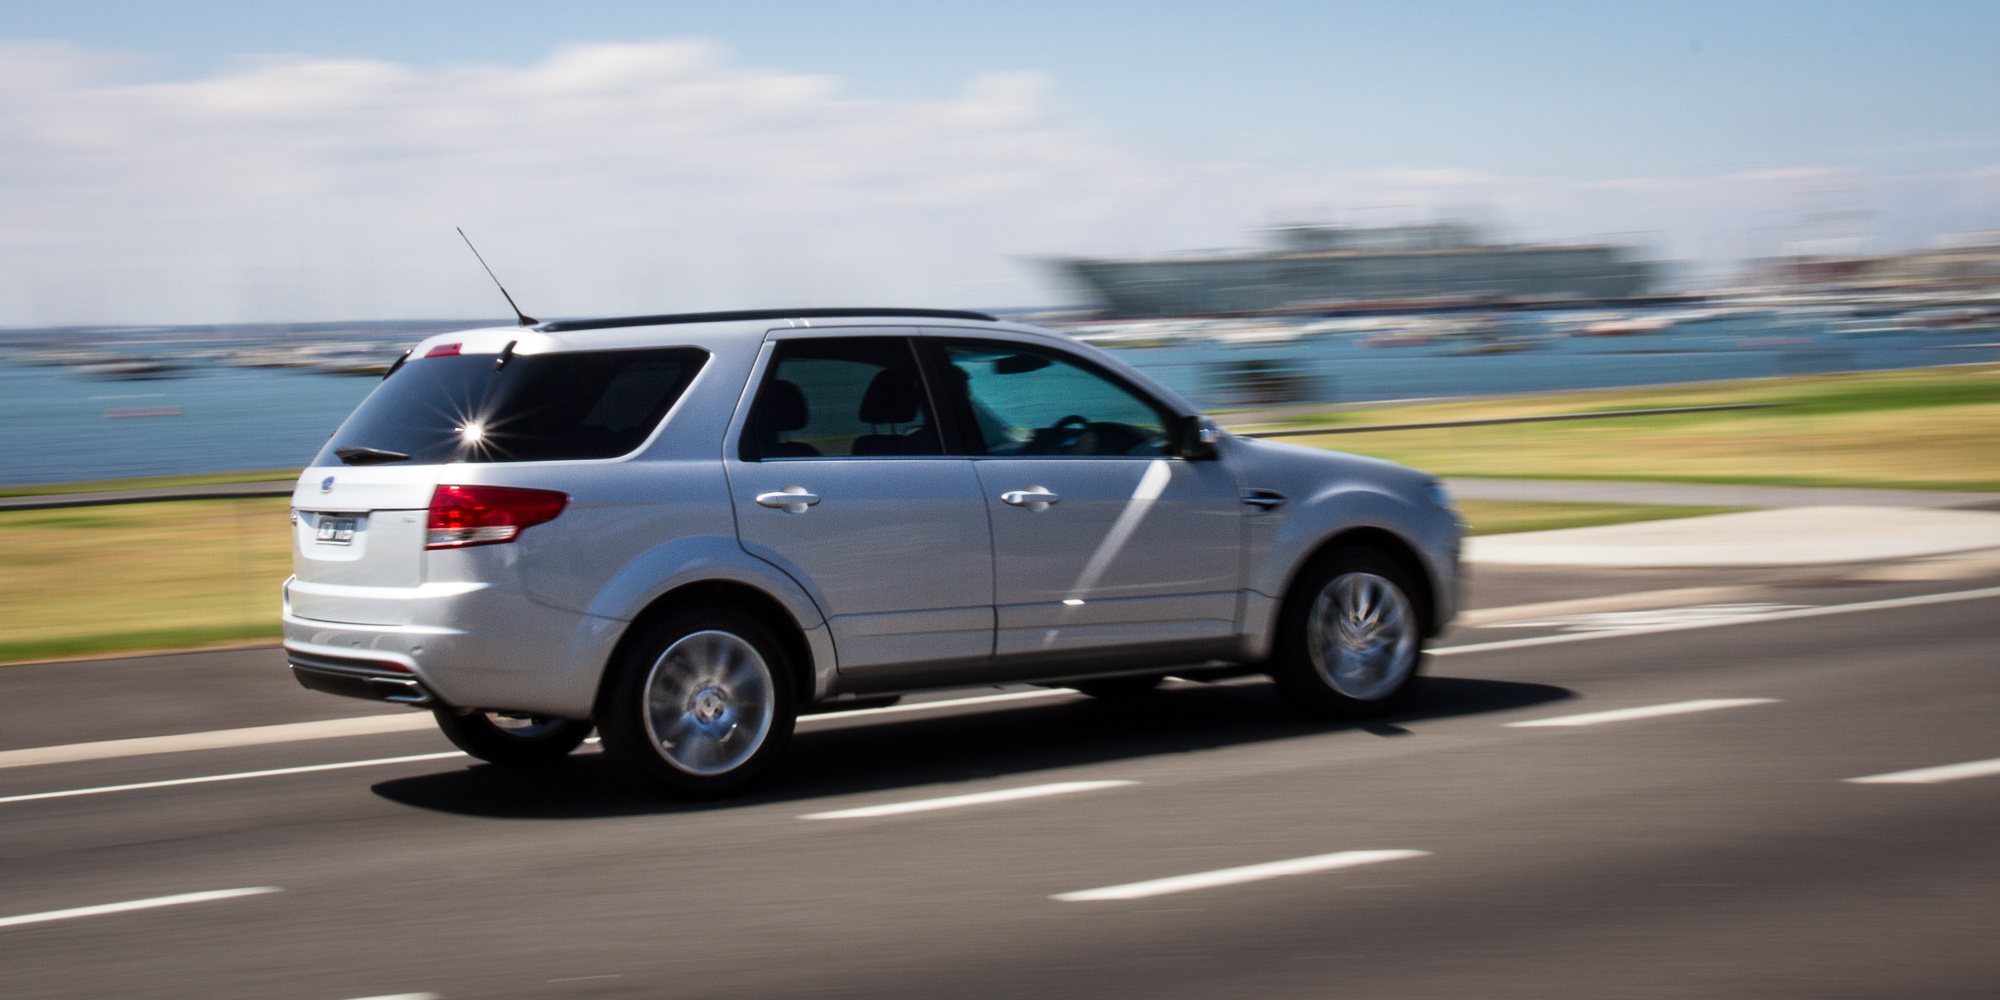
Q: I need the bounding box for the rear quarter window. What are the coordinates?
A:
[315,346,708,466]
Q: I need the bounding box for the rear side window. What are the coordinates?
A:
[314,347,708,466]
[740,337,940,460]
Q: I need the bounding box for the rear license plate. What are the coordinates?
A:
[315,516,358,545]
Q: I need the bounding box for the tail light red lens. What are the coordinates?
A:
[426,485,568,549]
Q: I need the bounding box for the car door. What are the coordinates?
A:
[725,332,994,675]
[925,335,1242,658]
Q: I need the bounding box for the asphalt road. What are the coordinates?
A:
[1,567,1996,999]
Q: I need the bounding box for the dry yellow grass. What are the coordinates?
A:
[1265,364,2000,490]
[0,498,292,663]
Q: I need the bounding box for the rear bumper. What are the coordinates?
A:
[287,646,436,706]
[281,601,623,718]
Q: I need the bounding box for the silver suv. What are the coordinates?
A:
[285,309,1461,796]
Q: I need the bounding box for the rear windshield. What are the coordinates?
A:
[314,347,708,466]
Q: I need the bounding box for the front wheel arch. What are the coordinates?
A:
[1280,527,1438,638]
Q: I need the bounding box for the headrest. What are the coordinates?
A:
[858,368,922,425]
[760,379,810,432]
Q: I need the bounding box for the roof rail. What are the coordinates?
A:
[535,307,998,333]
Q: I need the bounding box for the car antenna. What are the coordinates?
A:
[455,227,538,326]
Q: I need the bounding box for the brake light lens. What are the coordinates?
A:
[426,484,568,549]
[423,342,462,358]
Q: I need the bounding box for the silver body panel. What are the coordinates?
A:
[284,314,1461,718]
[729,456,996,669]
[973,456,1241,655]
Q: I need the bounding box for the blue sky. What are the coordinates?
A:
[0,2,1995,323]
[6,0,1996,178]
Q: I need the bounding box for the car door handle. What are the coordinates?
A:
[1001,487,1061,511]
[756,488,820,513]
[1242,489,1287,510]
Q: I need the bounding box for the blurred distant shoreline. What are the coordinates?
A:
[1,298,1995,490]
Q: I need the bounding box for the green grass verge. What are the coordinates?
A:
[0,498,292,665]
[1248,364,2000,491]
[1456,500,1750,536]
[0,469,303,497]
[0,622,281,666]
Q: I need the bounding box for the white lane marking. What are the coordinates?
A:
[0,752,465,806]
[797,688,1075,724]
[1845,758,2000,784]
[801,780,1135,820]
[0,886,279,929]
[1065,458,1173,601]
[1505,698,1777,728]
[1055,849,1428,902]
[0,713,437,771]
[1435,584,2000,657]
[1481,603,1810,632]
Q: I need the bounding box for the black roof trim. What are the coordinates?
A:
[535,307,997,333]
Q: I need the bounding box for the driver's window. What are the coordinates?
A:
[940,340,1168,457]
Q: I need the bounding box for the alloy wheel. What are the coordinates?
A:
[640,630,777,776]
[1306,571,1419,701]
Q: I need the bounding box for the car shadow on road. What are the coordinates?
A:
[370,675,1571,820]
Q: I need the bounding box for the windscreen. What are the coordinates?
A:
[313,346,708,466]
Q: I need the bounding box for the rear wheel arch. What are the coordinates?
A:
[1283,527,1439,637]
[597,579,817,717]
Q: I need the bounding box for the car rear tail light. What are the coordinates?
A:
[426,484,568,549]
[423,342,462,358]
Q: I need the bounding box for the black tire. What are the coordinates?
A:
[1269,546,1429,719]
[1071,674,1167,700]
[432,709,593,766]
[597,602,798,798]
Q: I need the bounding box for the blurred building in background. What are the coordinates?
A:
[1753,230,2000,291]
[1055,223,1656,317]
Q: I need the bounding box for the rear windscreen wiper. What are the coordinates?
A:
[335,446,411,465]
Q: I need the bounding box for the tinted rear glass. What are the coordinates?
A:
[314,347,708,466]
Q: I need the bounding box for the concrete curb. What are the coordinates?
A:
[1467,505,2000,568]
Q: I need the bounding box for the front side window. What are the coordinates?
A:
[315,346,707,466]
[741,337,940,460]
[938,340,1169,457]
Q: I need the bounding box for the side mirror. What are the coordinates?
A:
[1172,414,1219,460]
[994,353,1052,375]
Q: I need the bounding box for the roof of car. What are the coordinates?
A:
[534,307,997,333]
[403,309,1201,416]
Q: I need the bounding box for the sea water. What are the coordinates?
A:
[2,313,1993,487]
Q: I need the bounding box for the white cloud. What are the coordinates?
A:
[1,39,1996,325]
